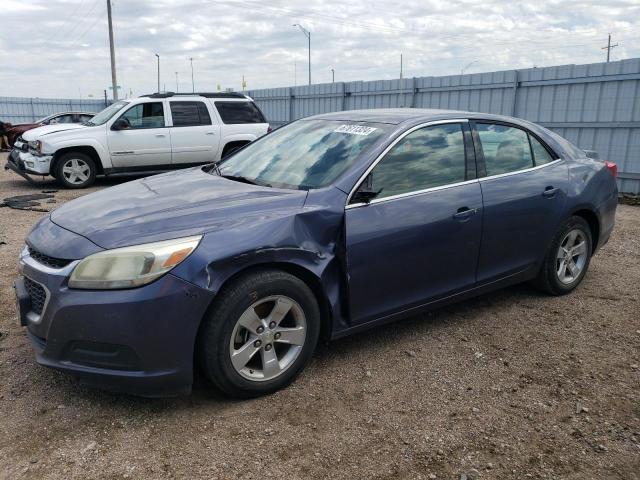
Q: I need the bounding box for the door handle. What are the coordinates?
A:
[453,207,477,220]
[542,186,559,198]
[155,133,166,138]
[206,132,216,135]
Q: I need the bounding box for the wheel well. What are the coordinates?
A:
[221,140,250,158]
[53,146,104,175]
[572,209,600,253]
[208,263,333,342]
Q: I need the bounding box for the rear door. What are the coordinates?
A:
[472,121,568,283]
[168,100,220,165]
[345,121,483,325]
[107,101,172,168]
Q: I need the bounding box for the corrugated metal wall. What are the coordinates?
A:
[0,97,109,124]
[249,58,640,194]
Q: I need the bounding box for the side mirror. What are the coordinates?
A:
[111,119,129,131]
[351,175,382,204]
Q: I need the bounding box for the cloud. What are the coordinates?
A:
[1,0,639,98]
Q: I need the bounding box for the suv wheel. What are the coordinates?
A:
[197,270,321,398]
[533,216,593,295]
[55,152,97,188]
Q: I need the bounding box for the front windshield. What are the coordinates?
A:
[86,101,128,126]
[219,119,390,189]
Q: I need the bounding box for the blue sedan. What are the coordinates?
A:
[14,109,618,398]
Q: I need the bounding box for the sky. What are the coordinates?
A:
[1,0,639,99]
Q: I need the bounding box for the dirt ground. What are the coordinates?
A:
[0,153,638,480]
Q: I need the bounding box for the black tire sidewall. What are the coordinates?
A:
[198,270,321,398]
[54,152,97,189]
[541,216,593,295]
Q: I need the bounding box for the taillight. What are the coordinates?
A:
[604,161,617,178]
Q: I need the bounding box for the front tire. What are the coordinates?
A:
[54,152,97,189]
[533,216,593,295]
[197,270,321,398]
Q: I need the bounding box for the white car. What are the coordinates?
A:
[6,92,270,188]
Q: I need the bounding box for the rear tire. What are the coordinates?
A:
[533,216,592,295]
[54,152,97,189]
[197,270,321,398]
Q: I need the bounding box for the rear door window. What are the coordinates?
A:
[476,123,534,176]
[215,101,266,124]
[170,101,212,127]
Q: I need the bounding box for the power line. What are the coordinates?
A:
[60,0,102,42]
[67,5,106,47]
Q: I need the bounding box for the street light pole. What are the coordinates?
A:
[175,71,179,92]
[155,54,160,92]
[331,68,334,83]
[189,57,195,92]
[293,24,311,85]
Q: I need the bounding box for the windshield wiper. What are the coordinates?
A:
[220,174,259,185]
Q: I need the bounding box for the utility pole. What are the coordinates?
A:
[331,68,334,83]
[106,0,118,100]
[294,61,297,87]
[189,57,195,92]
[175,71,179,92]
[293,24,311,85]
[155,54,160,92]
[400,53,403,80]
[601,33,618,62]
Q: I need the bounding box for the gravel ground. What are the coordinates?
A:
[0,153,639,480]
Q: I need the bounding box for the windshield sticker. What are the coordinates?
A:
[334,125,377,136]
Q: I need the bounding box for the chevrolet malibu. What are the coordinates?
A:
[15,109,618,398]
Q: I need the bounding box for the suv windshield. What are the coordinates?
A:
[218,120,390,189]
[86,101,128,126]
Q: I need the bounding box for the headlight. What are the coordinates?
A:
[68,235,202,289]
[28,140,42,154]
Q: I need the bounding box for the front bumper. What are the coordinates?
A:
[5,148,52,177]
[16,246,216,397]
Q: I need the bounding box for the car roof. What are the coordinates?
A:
[307,108,533,127]
[140,92,251,100]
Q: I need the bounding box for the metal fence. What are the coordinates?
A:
[0,97,109,124]
[248,58,640,194]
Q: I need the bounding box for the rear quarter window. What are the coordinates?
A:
[215,101,266,124]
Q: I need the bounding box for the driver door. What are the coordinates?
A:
[345,122,483,325]
[108,101,172,168]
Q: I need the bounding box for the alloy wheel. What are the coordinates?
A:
[61,158,91,185]
[556,229,588,284]
[229,295,307,381]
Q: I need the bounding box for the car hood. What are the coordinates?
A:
[49,168,308,250]
[9,123,38,132]
[22,123,85,140]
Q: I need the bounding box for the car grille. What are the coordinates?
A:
[28,246,72,269]
[24,277,47,315]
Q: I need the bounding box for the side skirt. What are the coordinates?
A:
[331,267,535,340]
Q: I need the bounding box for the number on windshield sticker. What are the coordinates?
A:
[334,125,377,136]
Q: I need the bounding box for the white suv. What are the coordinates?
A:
[6,92,270,188]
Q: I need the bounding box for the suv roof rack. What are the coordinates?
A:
[140,92,248,99]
